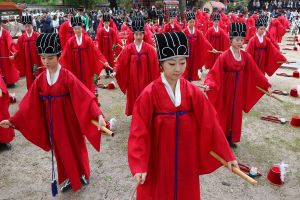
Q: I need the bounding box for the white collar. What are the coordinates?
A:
[0,27,3,37]
[230,46,242,61]
[75,34,83,46]
[69,21,72,27]
[46,64,61,86]
[213,26,219,32]
[161,73,181,107]
[26,31,33,38]
[256,33,265,43]
[170,23,174,29]
[134,40,143,52]
[188,27,195,34]
[104,26,110,32]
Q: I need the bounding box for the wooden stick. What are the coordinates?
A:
[99,59,114,71]
[114,48,124,62]
[277,61,296,64]
[256,86,284,103]
[209,151,258,186]
[91,120,114,137]
[129,181,140,200]
[208,50,223,54]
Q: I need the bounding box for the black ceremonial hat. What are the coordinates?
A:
[21,15,32,25]
[71,16,83,27]
[255,18,267,28]
[213,13,220,21]
[103,13,111,22]
[36,33,62,55]
[229,23,247,38]
[154,31,189,61]
[186,12,195,21]
[131,18,145,32]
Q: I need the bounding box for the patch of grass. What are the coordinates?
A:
[285,138,300,153]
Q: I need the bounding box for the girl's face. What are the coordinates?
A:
[73,26,82,36]
[213,20,219,26]
[257,26,266,35]
[161,57,187,82]
[41,55,59,69]
[188,19,195,28]
[133,32,144,43]
[231,37,244,49]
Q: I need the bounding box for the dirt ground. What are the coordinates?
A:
[0,33,299,200]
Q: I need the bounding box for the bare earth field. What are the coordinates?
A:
[0,33,299,200]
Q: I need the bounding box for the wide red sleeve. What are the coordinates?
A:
[65,70,103,151]
[190,86,235,175]
[128,88,153,175]
[115,46,130,94]
[87,37,107,75]
[242,53,271,112]
[59,40,72,71]
[264,39,287,76]
[59,23,67,49]
[245,37,255,56]
[147,46,160,80]
[0,75,8,94]
[197,32,213,69]
[9,77,50,151]
[204,56,225,110]
[220,29,230,50]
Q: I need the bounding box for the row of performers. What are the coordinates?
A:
[0,13,287,199]
[0,11,288,88]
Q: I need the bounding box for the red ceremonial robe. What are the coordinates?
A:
[96,18,118,34]
[128,77,235,200]
[268,19,285,43]
[204,49,271,143]
[163,22,182,33]
[205,26,230,69]
[9,67,103,192]
[96,27,122,68]
[115,42,160,116]
[246,34,286,76]
[0,27,19,85]
[183,28,213,81]
[60,34,106,92]
[14,31,43,89]
[0,75,14,143]
[59,21,75,50]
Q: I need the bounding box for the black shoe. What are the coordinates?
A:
[6,84,16,88]
[0,143,12,151]
[60,180,72,192]
[80,175,89,185]
[227,137,237,149]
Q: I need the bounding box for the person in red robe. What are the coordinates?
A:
[183,12,215,81]
[246,18,287,76]
[128,31,238,200]
[0,74,14,151]
[0,21,19,87]
[163,11,182,33]
[12,16,43,89]
[125,17,154,46]
[60,16,107,92]
[268,17,285,43]
[0,33,106,195]
[204,23,271,148]
[113,18,160,116]
[59,8,76,50]
[96,13,122,78]
[205,13,230,70]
